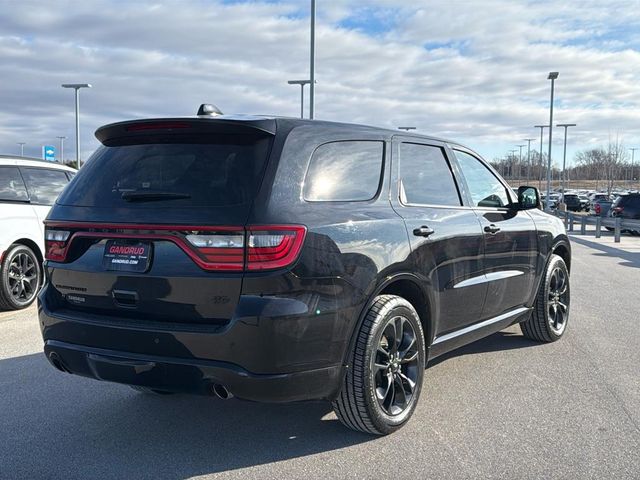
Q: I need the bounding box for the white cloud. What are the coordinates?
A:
[0,0,638,164]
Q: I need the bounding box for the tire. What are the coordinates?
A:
[129,385,174,395]
[332,295,426,435]
[0,244,42,311]
[521,254,570,342]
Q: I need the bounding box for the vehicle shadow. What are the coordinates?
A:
[427,329,537,368]
[568,234,640,269]
[0,352,372,480]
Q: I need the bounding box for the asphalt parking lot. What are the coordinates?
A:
[1,231,639,480]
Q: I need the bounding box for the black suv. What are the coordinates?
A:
[562,193,582,212]
[39,108,571,435]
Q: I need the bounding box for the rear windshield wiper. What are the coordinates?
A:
[121,191,192,202]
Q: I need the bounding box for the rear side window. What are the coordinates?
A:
[399,143,461,206]
[21,168,70,205]
[57,135,272,208]
[303,141,384,202]
[454,150,511,208]
[0,166,29,202]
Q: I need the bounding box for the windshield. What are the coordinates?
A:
[57,135,272,208]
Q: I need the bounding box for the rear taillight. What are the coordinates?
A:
[184,226,306,271]
[595,204,601,214]
[185,231,245,271]
[43,223,306,271]
[246,226,307,271]
[45,229,71,261]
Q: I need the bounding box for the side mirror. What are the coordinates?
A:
[517,186,540,210]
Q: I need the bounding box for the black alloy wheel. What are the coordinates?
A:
[333,295,425,435]
[521,254,570,342]
[373,315,420,416]
[0,244,41,310]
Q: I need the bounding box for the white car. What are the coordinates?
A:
[0,155,76,310]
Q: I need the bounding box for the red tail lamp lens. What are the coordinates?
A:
[246,226,307,271]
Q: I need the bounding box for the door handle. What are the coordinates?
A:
[413,226,435,237]
[484,224,501,234]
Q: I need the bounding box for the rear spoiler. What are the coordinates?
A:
[95,117,277,145]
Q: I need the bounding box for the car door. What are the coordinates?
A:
[0,166,40,254]
[391,137,487,337]
[451,147,538,319]
[19,167,71,241]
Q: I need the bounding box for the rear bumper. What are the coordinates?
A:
[43,339,343,402]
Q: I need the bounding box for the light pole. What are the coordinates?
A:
[17,142,26,157]
[309,0,316,119]
[509,149,518,179]
[517,144,525,181]
[631,147,638,190]
[534,125,548,191]
[287,80,311,118]
[61,83,92,169]
[56,136,66,163]
[398,127,416,132]
[524,138,535,182]
[557,123,576,196]
[545,72,559,211]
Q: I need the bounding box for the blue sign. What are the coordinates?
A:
[42,145,56,162]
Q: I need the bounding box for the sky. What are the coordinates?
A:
[1,0,639,166]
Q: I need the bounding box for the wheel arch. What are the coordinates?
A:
[11,238,44,266]
[342,273,434,368]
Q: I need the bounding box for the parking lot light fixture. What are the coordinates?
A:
[398,127,416,131]
[56,136,66,163]
[534,125,548,191]
[546,72,559,211]
[17,142,26,157]
[287,80,312,119]
[61,83,92,169]
[524,138,535,182]
[630,148,637,190]
[557,123,576,196]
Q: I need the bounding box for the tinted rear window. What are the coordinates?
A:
[0,166,28,202]
[303,141,384,202]
[57,135,272,208]
[21,168,70,205]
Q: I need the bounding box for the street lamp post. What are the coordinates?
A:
[534,125,548,190]
[56,136,66,163]
[61,83,92,169]
[545,72,559,211]
[509,149,518,179]
[287,80,312,118]
[524,138,535,182]
[309,0,316,119]
[517,144,525,181]
[557,123,576,196]
[631,147,638,191]
[17,142,26,157]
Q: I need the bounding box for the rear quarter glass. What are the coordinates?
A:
[56,134,272,209]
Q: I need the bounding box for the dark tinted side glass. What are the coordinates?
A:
[454,150,511,208]
[303,141,384,202]
[57,135,272,208]
[0,166,29,202]
[399,143,461,206]
[21,168,69,205]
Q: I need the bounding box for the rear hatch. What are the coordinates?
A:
[44,118,279,328]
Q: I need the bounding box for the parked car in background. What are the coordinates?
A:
[562,194,582,212]
[609,193,640,235]
[578,195,589,211]
[38,107,571,435]
[0,155,75,309]
[591,197,614,217]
